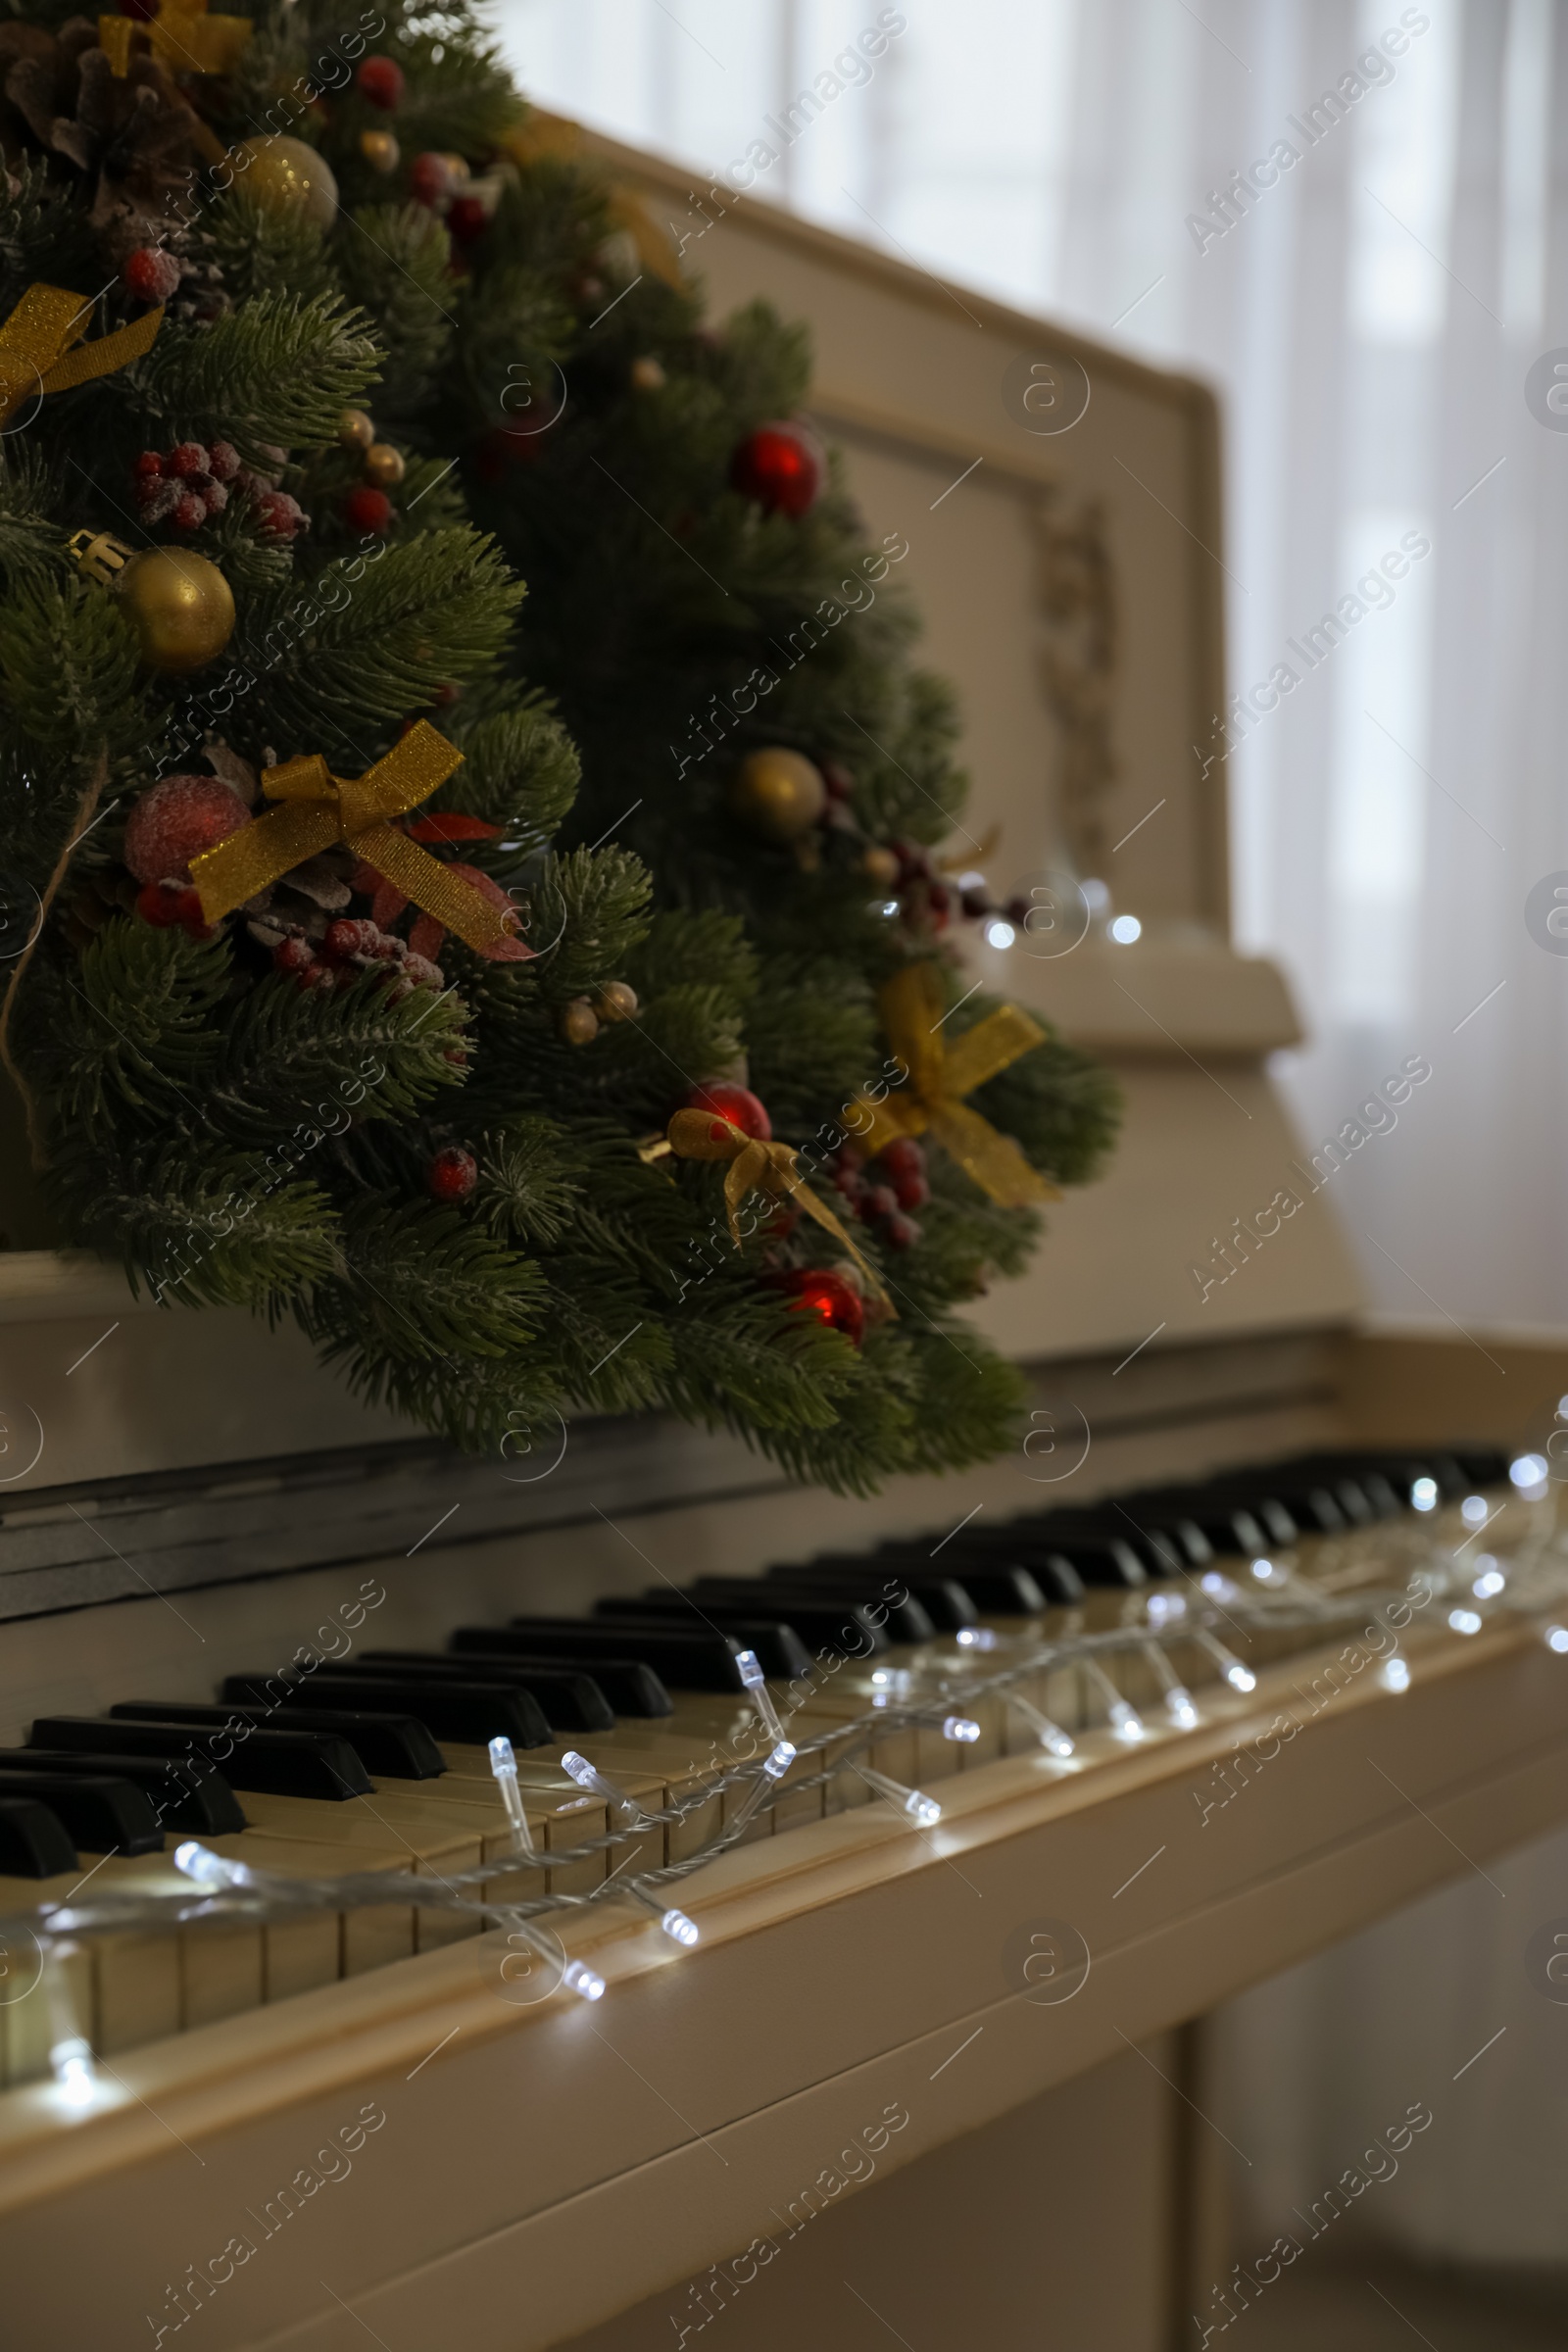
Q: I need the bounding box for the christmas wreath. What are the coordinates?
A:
[0,0,1119,1490]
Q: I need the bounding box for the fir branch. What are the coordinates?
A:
[206,968,470,1146]
[136,292,381,463]
[336,203,454,418]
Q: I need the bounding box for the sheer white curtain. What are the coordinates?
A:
[497,0,1568,1335]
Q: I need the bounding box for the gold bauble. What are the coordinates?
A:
[118,549,235,674]
[235,135,339,228]
[861,844,900,888]
[360,128,400,174]
[730,748,827,844]
[560,998,599,1046]
[593,980,639,1023]
[629,355,666,393]
[364,441,407,488]
[438,152,470,185]
[338,407,375,452]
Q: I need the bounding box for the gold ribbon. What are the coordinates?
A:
[847,961,1058,1210]
[99,0,253,77]
[0,285,164,429]
[665,1109,892,1309]
[190,722,522,956]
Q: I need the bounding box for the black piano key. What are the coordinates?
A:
[361,1649,673,1721]
[30,1716,371,1801]
[109,1703,445,1783]
[742,1575,936,1644]
[0,1769,161,1855]
[582,1609,813,1681]
[0,1748,246,1836]
[454,1621,766,1694]
[220,1674,551,1750]
[878,1550,1051,1612]
[0,1795,77,1878]
[799,1559,983,1632]
[649,1585,897,1656]
[338,1658,615,1736]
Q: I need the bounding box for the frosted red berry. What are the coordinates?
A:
[123,775,251,885]
[878,1137,924,1179]
[409,151,450,206]
[133,450,164,481]
[272,936,316,974]
[323,918,380,962]
[427,1146,477,1202]
[357,54,405,108]
[123,246,180,303]
[254,489,307,540]
[208,441,241,481]
[167,443,209,478]
[343,485,393,534]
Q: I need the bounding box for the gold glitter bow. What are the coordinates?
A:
[665,1110,892,1308]
[99,0,253,77]
[847,961,1058,1209]
[0,285,164,429]
[189,722,524,956]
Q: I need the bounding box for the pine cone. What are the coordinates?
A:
[1,23,205,230]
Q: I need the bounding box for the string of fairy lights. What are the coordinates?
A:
[11,1479,1568,2111]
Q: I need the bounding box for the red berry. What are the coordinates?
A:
[820,758,854,802]
[323,918,380,962]
[446,193,487,244]
[208,440,241,481]
[862,1183,898,1223]
[343,485,393,534]
[427,1146,477,1202]
[404,953,445,990]
[409,150,451,206]
[123,775,251,885]
[272,935,316,974]
[833,1141,866,1174]
[892,1169,929,1211]
[768,1267,865,1348]
[885,1212,921,1250]
[832,1164,866,1202]
[134,881,210,936]
[172,493,206,530]
[168,442,209,478]
[357,54,404,108]
[682,1081,771,1141]
[200,478,227,515]
[878,1136,924,1179]
[729,419,821,519]
[133,450,164,481]
[254,488,308,540]
[122,246,180,303]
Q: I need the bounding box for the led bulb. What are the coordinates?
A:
[1225,1663,1257,1692]
[904,1791,943,1827]
[174,1841,249,1889]
[1250,1557,1276,1582]
[50,2036,96,2109]
[488,1735,536,1858]
[562,1959,605,2002]
[762,1740,797,1780]
[734,1648,764,1690]
[1472,1567,1505,1599]
[956,1627,999,1650]
[984,918,1015,950]
[1004,1691,1074,1757]
[1200,1571,1239,1600]
[942,1715,981,1743]
[1510,1453,1548,1490]
[1544,1624,1568,1654]
[660,1908,700,1947]
[1382,1657,1411,1692]
[1459,1495,1489,1528]
[1145,1592,1186,1626]
[1109,1699,1146,1742]
[1164,1687,1200,1728]
[1411,1477,1438,1512]
[1447,1607,1483,1636]
[560,1751,595,1789]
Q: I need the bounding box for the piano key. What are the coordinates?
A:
[797,1559,983,1631]
[0,1794,76,1878]
[453,1621,779,1692]
[0,1747,246,1837]
[220,1673,551,1749]
[695,1578,936,1644]
[108,1702,445,1782]
[29,1716,372,1801]
[601,1587,898,1658]
[339,1657,615,1735]
[0,1769,161,1855]
[361,1650,646,1727]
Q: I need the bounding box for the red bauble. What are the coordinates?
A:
[357,54,405,108]
[446,194,487,244]
[682,1081,771,1141]
[772,1267,865,1348]
[427,1146,477,1202]
[123,775,251,885]
[344,485,393,534]
[729,420,821,518]
[123,246,180,303]
[408,150,452,207]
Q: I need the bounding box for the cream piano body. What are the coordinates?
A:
[0,125,1562,2352]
